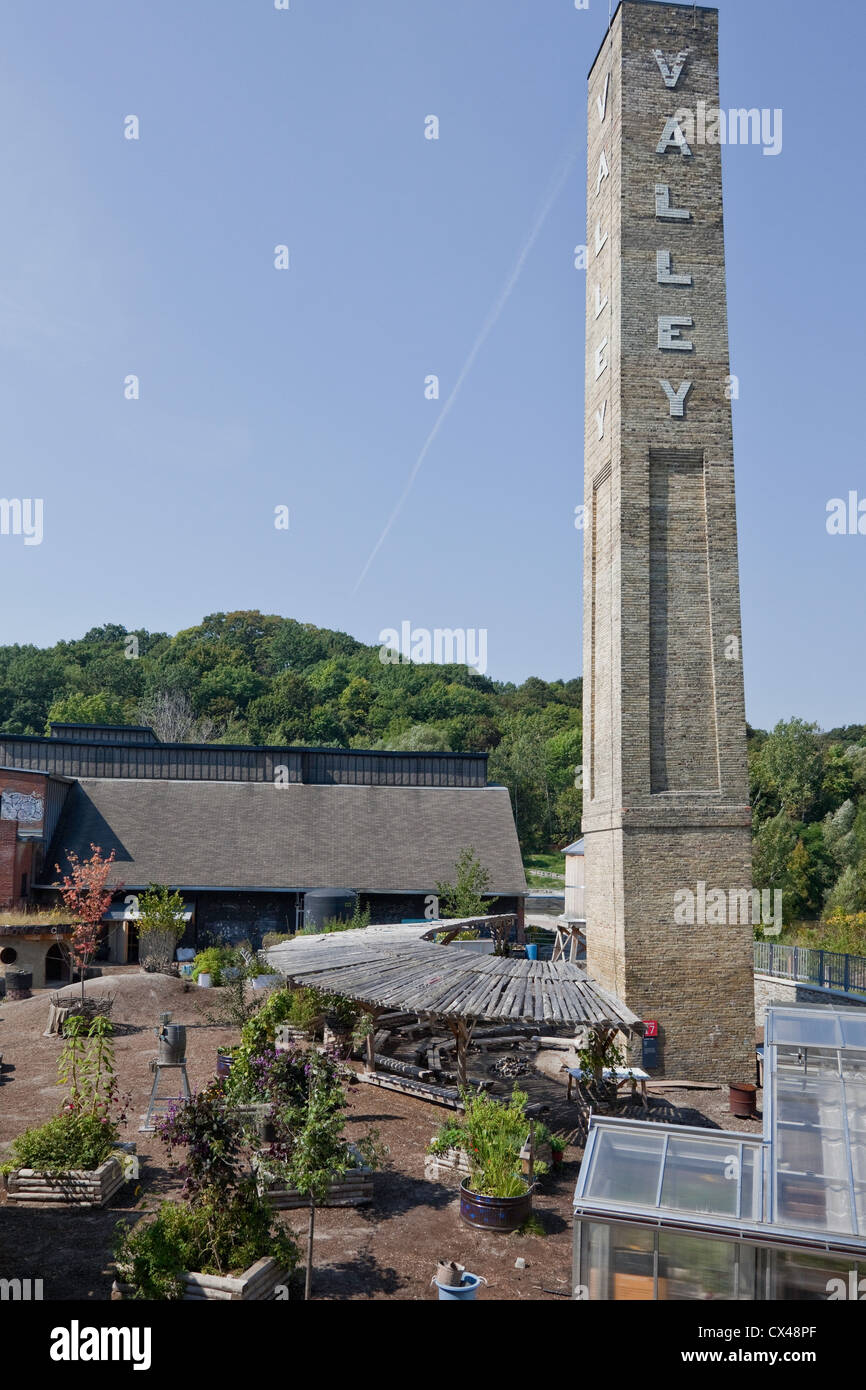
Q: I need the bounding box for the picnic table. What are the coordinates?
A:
[565,1065,650,1108]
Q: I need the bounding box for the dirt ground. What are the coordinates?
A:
[0,969,764,1301]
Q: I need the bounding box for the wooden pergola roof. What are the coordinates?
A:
[267,919,642,1032]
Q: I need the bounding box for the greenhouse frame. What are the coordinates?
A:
[572,1003,866,1300]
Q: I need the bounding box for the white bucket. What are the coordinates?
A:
[198,972,212,988]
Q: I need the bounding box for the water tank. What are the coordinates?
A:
[303,888,357,933]
[158,1024,187,1065]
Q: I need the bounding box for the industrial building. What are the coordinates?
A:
[0,723,525,984]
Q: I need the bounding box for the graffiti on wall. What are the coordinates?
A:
[1,791,43,824]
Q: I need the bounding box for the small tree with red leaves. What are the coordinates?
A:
[54,845,122,1001]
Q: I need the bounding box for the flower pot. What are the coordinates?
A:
[216,1050,236,1079]
[459,1177,533,1233]
[197,972,212,988]
[435,1260,464,1287]
[434,1271,484,1300]
[551,1149,565,1169]
[729,1082,758,1119]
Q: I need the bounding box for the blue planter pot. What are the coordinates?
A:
[459,1178,533,1232]
[434,1272,484,1300]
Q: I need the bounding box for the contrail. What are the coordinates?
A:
[353,134,582,593]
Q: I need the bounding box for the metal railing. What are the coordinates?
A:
[754,941,866,996]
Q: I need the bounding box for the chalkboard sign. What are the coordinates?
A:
[642,1020,660,1071]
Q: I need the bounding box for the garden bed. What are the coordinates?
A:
[424,1145,471,1181]
[256,1142,373,1209]
[3,1155,125,1207]
[112,1256,291,1302]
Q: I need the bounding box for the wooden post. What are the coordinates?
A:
[305,1197,315,1301]
[445,1018,472,1091]
[364,1007,378,1074]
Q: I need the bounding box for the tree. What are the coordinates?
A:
[137,884,188,971]
[281,1052,352,1301]
[137,689,214,743]
[46,691,130,730]
[435,847,491,919]
[54,845,121,1001]
[757,718,822,823]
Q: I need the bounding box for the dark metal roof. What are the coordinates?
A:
[49,723,161,744]
[0,734,488,788]
[41,778,526,896]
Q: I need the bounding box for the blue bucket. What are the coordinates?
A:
[525,943,538,961]
[434,1272,484,1301]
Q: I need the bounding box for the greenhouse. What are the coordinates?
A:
[572,1003,866,1300]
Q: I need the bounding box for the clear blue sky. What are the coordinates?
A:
[0,0,862,732]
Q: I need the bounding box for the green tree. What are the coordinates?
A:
[435,847,492,918]
[757,718,822,822]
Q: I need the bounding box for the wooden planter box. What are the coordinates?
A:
[520,1137,552,1174]
[112,1256,290,1302]
[4,1156,125,1207]
[256,1143,373,1209]
[424,1146,472,1181]
[275,1022,318,1050]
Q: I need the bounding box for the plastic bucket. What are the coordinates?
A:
[525,944,538,961]
[434,1273,484,1301]
[197,972,212,988]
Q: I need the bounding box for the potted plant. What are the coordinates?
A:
[549,1134,568,1168]
[191,946,236,987]
[250,957,281,991]
[2,1016,131,1207]
[458,1090,540,1233]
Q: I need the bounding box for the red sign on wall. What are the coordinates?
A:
[643,1020,659,1037]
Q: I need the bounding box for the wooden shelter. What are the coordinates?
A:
[268,918,643,1094]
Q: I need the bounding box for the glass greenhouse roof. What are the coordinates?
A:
[574,1003,866,1250]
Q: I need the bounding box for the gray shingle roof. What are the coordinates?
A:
[43,778,526,896]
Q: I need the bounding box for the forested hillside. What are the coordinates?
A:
[0,612,582,852]
[3,611,865,935]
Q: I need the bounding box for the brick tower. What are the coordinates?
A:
[582,1,754,1080]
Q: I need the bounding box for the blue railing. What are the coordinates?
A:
[754,942,866,996]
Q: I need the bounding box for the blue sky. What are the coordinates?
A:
[0,0,863,732]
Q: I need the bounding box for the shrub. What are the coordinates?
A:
[191,946,236,985]
[114,1190,299,1299]
[426,1120,467,1156]
[2,1112,118,1174]
[261,932,294,949]
[461,1089,533,1199]
[299,906,371,936]
[137,884,188,971]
